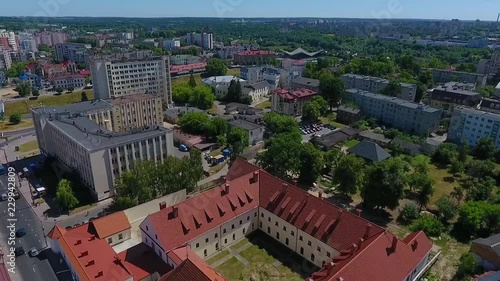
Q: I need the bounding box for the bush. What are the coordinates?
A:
[410,215,445,237]
[456,253,483,280]
[435,197,458,223]
[398,203,420,224]
[9,112,22,124]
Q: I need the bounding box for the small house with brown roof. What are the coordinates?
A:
[90,211,132,246]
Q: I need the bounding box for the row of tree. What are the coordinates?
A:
[113,150,204,210]
[172,82,216,110]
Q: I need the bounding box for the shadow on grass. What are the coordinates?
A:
[246,230,319,279]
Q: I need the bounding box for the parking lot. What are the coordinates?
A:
[300,123,336,143]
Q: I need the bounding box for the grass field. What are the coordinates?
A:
[320,113,347,129]
[255,100,271,109]
[230,238,250,250]
[206,250,230,265]
[344,139,360,149]
[4,90,94,116]
[428,163,460,206]
[17,140,39,153]
[215,257,246,280]
[0,119,33,131]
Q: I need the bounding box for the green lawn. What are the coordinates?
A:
[320,113,347,129]
[5,90,94,116]
[239,245,277,264]
[215,257,246,280]
[428,163,459,206]
[344,139,360,148]
[230,238,250,250]
[255,100,271,109]
[206,250,230,265]
[0,119,33,131]
[172,74,202,86]
[17,140,39,153]
[227,68,241,77]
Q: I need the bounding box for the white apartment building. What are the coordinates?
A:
[272,88,317,116]
[0,50,12,70]
[341,73,417,102]
[186,32,213,50]
[52,74,85,89]
[55,43,90,64]
[202,75,270,102]
[139,160,434,281]
[448,106,500,148]
[90,55,172,107]
[163,39,181,50]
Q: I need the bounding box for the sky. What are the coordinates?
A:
[1,0,499,21]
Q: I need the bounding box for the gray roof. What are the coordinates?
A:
[164,107,204,120]
[359,130,391,144]
[473,233,500,256]
[33,100,113,116]
[229,119,263,131]
[338,105,361,114]
[347,140,391,162]
[317,131,351,148]
[390,137,421,152]
[49,116,170,151]
[292,77,320,88]
[247,81,271,90]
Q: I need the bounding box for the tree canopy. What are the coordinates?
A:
[319,73,345,109]
[55,179,79,210]
[332,155,365,196]
[206,58,227,77]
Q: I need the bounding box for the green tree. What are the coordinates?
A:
[211,117,228,138]
[323,149,343,176]
[362,158,408,210]
[319,73,345,110]
[81,91,89,101]
[85,76,92,85]
[449,159,465,175]
[206,58,227,77]
[435,197,458,223]
[55,179,79,210]
[410,215,445,237]
[188,74,197,87]
[56,87,64,94]
[302,101,321,122]
[456,253,482,280]
[332,155,365,196]
[399,203,420,224]
[458,140,470,163]
[257,132,303,181]
[298,143,323,184]
[410,172,434,210]
[225,79,242,103]
[432,143,458,166]
[9,112,22,124]
[190,85,216,110]
[173,84,193,105]
[15,82,31,97]
[380,80,402,97]
[461,177,496,202]
[467,160,496,179]
[6,62,29,78]
[179,111,213,135]
[67,86,74,93]
[263,112,300,135]
[311,96,328,116]
[227,127,249,161]
[457,201,500,238]
[474,137,494,160]
[31,88,39,97]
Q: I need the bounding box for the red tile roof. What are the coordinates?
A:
[309,231,433,281]
[144,170,260,252]
[170,63,206,74]
[48,225,134,281]
[160,247,226,281]
[274,88,317,102]
[117,243,171,280]
[90,211,131,239]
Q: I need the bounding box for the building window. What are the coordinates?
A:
[216,243,219,250]
[254,213,257,217]
[223,229,226,234]
[317,246,321,252]
[118,233,123,240]
[285,238,289,246]
[243,228,246,234]
[300,247,304,255]
[267,227,270,234]
[205,238,209,243]
[261,213,264,218]
[260,222,262,228]
[327,252,331,258]
[275,222,278,227]
[232,234,235,241]
[232,224,235,229]
[224,239,227,244]
[155,234,158,239]
[311,254,315,262]
[283,226,287,231]
[268,217,271,222]
[204,249,207,257]
[299,236,303,241]
[108,238,113,244]
[196,243,200,248]
[308,241,312,246]
[215,233,218,238]
[240,220,242,225]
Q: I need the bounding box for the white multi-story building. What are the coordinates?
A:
[272,88,317,116]
[341,73,417,102]
[52,74,85,89]
[55,43,90,64]
[240,66,281,90]
[9,51,35,63]
[186,32,214,50]
[202,75,270,102]
[139,159,434,281]
[90,54,172,107]
[32,96,171,200]
[448,106,500,148]
[0,30,18,51]
[0,50,12,70]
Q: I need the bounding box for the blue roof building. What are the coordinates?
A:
[19,72,42,89]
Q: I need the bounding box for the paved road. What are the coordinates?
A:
[1,128,36,138]
[0,174,61,281]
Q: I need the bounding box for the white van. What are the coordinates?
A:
[36,187,46,196]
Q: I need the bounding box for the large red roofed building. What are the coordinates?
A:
[234,50,276,65]
[271,88,317,116]
[139,159,433,281]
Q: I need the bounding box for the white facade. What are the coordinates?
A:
[0,50,12,70]
[53,75,85,89]
[186,32,213,50]
[341,74,416,102]
[163,39,181,50]
[90,56,172,106]
[448,107,500,148]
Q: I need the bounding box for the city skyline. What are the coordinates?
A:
[1,0,499,21]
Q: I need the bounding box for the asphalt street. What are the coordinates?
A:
[0,174,62,281]
[1,128,36,138]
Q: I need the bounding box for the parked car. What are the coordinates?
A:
[28,248,39,257]
[15,228,26,238]
[15,247,25,256]
[1,193,7,201]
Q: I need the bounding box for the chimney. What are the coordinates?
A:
[221,176,227,184]
[318,192,323,199]
[159,201,167,210]
[224,183,230,194]
[89,235,96,241]
[411,240,419,251]
[86,260,95,266]
[350,243,358,256]
[355,209,362,216]
[171,206,178,218]
[363,224,372,239]
[358,238,364,247]
[96,271,103,277]
[391,236,398,252]
[75,239,82,245]
[338,278,344,281]
[282,183,288,191]
[325,261,335,274]
[252,171,259,183]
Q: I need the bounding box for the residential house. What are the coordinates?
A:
[52,74,85,90]
[336,105,362,124]
[470,233,500,271]
[315,128,360,150]
[164,107,205,124]
[429,68,488,87]
[347,140,391,162]
[0,71,5,85]
[341,74,416,101]
[228,119,265,145]
[447,107,500,148]
[390,137,422,156]
[233,50,276,65]
[359,130,392,148]
[430,83,482,114]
